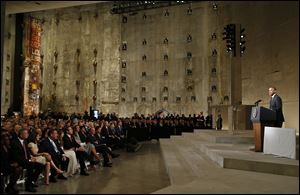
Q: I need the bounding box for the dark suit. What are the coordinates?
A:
[1,144,22,192]
[62,134,88,173]
[216,117,223,130]
[78,131,88,143]
[39,137,69,179]
[86,134,110,164]
[10,138,44,187]
[269,94,285,127]
[100,126,110,144]
[115,126,126,147]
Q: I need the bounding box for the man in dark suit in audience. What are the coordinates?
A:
[87,127,117,167]
[63,127,89,176]
[39,129,69,183]
[115,121,125,147]
[1,132,22,194]
[269,87,285,127]
[10,128,44,193]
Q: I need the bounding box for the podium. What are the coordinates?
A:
[250,106,276,152]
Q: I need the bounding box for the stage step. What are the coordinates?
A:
[159,138,197,185]
[157,133,299,194]
[191,130,254,144]
[183,132,299,177]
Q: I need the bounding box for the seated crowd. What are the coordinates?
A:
[1,110,213,194]
[1,112,123,193]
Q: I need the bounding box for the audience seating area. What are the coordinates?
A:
[1,111,214,194]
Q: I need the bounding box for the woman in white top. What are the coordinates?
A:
[28,132,63,185]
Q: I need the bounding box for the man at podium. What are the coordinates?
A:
[268,87,285,127]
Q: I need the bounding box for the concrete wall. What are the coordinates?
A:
[119,2,210,116]
[26,3,121,114]
[1,14,15,114]
[1,1,298,132]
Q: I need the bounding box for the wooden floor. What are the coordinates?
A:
[20,141,170,194]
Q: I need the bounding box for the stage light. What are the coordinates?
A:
[223,24,236,56]
[240,27,246,55]
[212,2,218,10]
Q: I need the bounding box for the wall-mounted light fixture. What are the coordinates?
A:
[142,39,147,45]
[164,70,168,76]
[164,54,168,60]
[54,51,58,59]
[211,32,217,40]
[224,95,229,102]
[93,60,97,67]
[163,38,168,44]
[207,96,212,102]
[191,96,196,101]
[164,9,169,16]
[211,85,217,92]
[54,63,58,73]
[212,2,218,10]
[76,80,80,87]
[76,48,80,56]
[41,17,45,24]
[212,49,217,56]
[94,48,97,57]
[94,13,98,19]
[51,94,57,101]
[187,7,192,15]
[142,55,147,61]
[93,80,97,86]
[187,34,192,42]
[55,16,59,26]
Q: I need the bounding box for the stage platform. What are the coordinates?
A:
[154,129,299,194]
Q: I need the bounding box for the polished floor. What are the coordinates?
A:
[20,141,170,194]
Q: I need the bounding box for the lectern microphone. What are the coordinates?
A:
[254,99,262,106]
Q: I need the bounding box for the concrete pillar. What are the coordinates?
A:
[228,24,242,133]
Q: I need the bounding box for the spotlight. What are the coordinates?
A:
[223,24,236,56]
[240,27,246,55]
[212,2,218,10]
